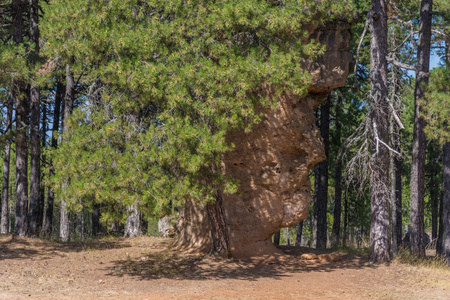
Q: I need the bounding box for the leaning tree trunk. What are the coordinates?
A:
[313,96,330,249]
[410,0,432,257]
[368,0,391,263]
[331,96,343,248]
[60,64,74,242]
[206,188,230,258]
[28,0,42,237]
[13,0,29,237]
[438,142,450,262]
[43,81,63,238]
[1,89,13,234]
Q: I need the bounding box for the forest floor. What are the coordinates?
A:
[0,235,449,300]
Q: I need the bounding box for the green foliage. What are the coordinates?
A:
[423,66,450,145]
[42,0,357,221]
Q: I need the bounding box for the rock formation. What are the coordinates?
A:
[175,22,353,257]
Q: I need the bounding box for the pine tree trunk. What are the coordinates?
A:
[28,0,41,237]
[343,188,348,247]
[43,82,63,238]
[410,0,432,257]
[368,0,391,263]
[295,222,303,246]
[331,96,342,248]
[1,90,13,234]
[430,167,439,240]
[438,142,450,262]
[206,188,230,258]
[60,64,74,242]
[390,120,402,256]
[13,0,28,237]
[38,100,47,233]
[124,204,141,237]
[313,96,330,249]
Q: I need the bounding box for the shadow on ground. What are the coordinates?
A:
[105,244,376,281]
[0,235,132,261]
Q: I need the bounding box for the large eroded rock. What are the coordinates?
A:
[175,22,352,257]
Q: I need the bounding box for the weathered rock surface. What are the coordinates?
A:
[176,22,353,257]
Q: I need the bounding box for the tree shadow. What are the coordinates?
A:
[0,235,132,261]
[105,245,377,282]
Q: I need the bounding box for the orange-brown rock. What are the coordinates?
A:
[301,253,319,260]
[318,254,343,263]
[176,22,352,257]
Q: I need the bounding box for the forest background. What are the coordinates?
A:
[0,0,449,264]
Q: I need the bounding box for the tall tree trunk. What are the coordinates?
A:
[38,100,47,233]
[60,64,74,242]
[331,96,343,248]
[1,89,13,234]
[295,222,303,247]
[313,96,330,249]
[438,142,450,262]
[13,0,29,237]
[368,0,391,263]
[410,0,432,257]
[42,82,63,238]
[28,0,42,237]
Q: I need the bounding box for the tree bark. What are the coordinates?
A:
[343,187,348,247]
[28,0,42,237]
[1,89,13,234]
[368,0,391,263]
[13,0,29,237]
[331,96,342,248]
[207,186,230,258]
[313,96,330,249]
[410,0,432,257]
[60,64,74,242]
[438,142,450,262]
[124,204,141,237]
[42,81,63,238]
[295,222,303,246]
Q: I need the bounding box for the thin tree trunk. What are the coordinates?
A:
[13,0,29,237]
[410,0,433,257]
[368,0,391,263]
[343,187,348,247]
[331,96,342,248]
[42,82,63,238]
[38,100,47,233]
[438,142,450,262]
[430,168,439,240]
[60,64,74,242]
[313,96,330,249]
[1,89,13,234]
[28,0,41,237]
[295,222,303,247]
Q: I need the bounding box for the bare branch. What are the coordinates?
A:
[386,57,417,71]
[354,12,370,89]
[386,97,404,130]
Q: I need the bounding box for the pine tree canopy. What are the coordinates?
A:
[41,0,357,222]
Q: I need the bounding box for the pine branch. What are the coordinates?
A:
[386,57,416,72]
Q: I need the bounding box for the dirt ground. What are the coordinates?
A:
[0,236,449,300]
